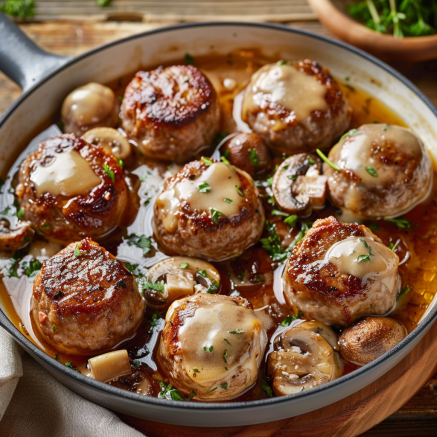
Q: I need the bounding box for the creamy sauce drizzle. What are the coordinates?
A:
[242,64,328,121]
[156,163,244,233]
[325,236,398,291]
[30,148,102,197]
[178,301,263,383]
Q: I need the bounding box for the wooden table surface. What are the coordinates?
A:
[0,16,436,437]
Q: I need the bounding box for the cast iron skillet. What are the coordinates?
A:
[0,13,436,427]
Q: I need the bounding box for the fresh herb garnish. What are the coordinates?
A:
[0,0,35,18]
[339,128,360,143]
[316,149,340,171]
[235,185,244,197]
[124,234,151,255]
[143,280,165,293]
[248,149,260,167]
[97,0,112,6]
[158,382,186,401]
[211,208,226,224]
[277,60,287,66]
[185,53,194,65]
[221,155,231,166]
[207,280,219,294]
[224,198,233,204]
[199,181,211,193]
[289,222,313,252]
[209,345,214,352]
[117,158,124,169]
[384,217,413,229]
[187,391,196,401]
[180,263,188,269]
[289,174,298,181]
[271,209,289,217]
[229,329,244,334]
[224,338,231,345]
[117,280,127,288]
[368,224,380,231]
[221,382,228,390]
[281,310,302,327]
[24,259,41,277]
[74,244,85,257]
[308,157,316,165]
[366,166,378,177]
[223,349,228,363]
[52,325,56,332]
[284,214,298,228]
[15,208,24,220]
[103,164,115,182]
[261,379,273,397]
[261,221,288,262]
[357,254,372,263]
[148,313,160,333]
[197,269,207,277]
[213,131,228,146]
[398,284,411,299]
[202,156,213,166]
[357,238,373,263]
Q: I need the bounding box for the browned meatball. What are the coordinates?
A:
[32,239,145,355]
[153,159,265,261]
[325,124,433,219]
[241,60,351,154]
[17,134,129,243]
[283,216,400,326]
[121,65,220,164]
[222,133,272,176]
[157,293,268,401]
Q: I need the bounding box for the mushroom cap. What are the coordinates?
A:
[268,320,343,396]
[272,153,327,216]
[0,220,34,251]
[82,128,131,160]
[339,316,407,366]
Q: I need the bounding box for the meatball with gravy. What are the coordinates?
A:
[283,216,401,326]
[157,293,268,401]
[241,60,351,154]
[153,159,264,261]
[61,83,120,137]
[17,134,129,243]
[32,239,145,355]
[121,65,220,163]
[325,124,433,219]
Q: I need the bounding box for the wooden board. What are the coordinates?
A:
[1,19,437,436]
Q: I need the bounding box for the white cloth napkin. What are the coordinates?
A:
[0,327,144,437]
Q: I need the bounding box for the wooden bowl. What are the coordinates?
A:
[308,0,437,62]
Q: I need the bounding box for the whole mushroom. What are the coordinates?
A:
[339,316,407,366]
[143,256,221,309]
[272,153,327,215]
[268,321,343,396]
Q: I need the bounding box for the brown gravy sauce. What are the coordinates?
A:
[0,50,436,402]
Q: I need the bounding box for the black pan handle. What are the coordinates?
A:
[0,13,68,91]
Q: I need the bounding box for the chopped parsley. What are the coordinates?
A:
[271,209,289,217]
[228,329,244,334]
[281,310,302,327]
[224,198,233,204]
[24,259,41,277]
[15,208,25,220]
[202,156,213,166]
[52,325,56,332]
[368,224,380,231]
[221,155,231,166]
[224,338,231,345]
[187,391,196,401]
[124,234,151,255]
[221,382,228,390]
[339,128,360,143]
[260,221,288,262]
[211,208,226,224]
[235,185,244,197]
[143,280,165,293]
[209,345,214,352]
[103,164,115,182]
[289,174,297,181]
[261,379,273,397]
[384,217,413,229]
[41,223,52,229]
[158,382,185,401]
[117,280,127,288]
[207,280,220,294]
[117,158,124,169]
[74,244,86,257]
[308,157,316,165]
[365,166,378,177]
[193,367,200,373]
[316,149,340,171]
[185,53,194,65]
[223,349,228,363]
[180,263,188,269]
[357,238,373,263]
[148,313,160,333]
[284,214,298,228]
[277,60,287,66]
[289,222,313,252]
[248,149,260,167]
[198,181,211,193]
[357,254,372,263]
[197,269,207,277]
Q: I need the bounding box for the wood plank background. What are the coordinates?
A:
[0,9,436,436]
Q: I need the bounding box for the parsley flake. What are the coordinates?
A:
[229,329,244,334]
[143,280,165,293]
[221,382,228,390]
[281,310,302,327]
[223,349,228,363]
[185,53,194,65]
[316,149,340,171]
[261,379,273,397]
[271,209,289,217]
[199,181,211,193]
[284,214,298,228]
[277,60,287,66]
[180,263,188,269]
[201,157,213,166]
[224,198,233,204]
[398,285,411,299]
[198,269,207,277]
[366,166,378,177]
[235,185,244,197]
[248,149,260,167]
[124,234,151,255]
[103,164,115,182]
[384,217,413,229]
[211,208,226,224]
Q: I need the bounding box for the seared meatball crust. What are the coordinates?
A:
[121,65,220,164]
[153,160,265,261]
[157,293,267,401]
[325,124,433,219]
[283,216,401,327]
[242,59,351,154]
[32,239,145,355]
[17,134,129,243]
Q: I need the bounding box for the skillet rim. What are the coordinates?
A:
[0,20,437,413]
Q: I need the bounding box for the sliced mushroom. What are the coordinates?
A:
[0,220,34,251]
[144,257,220,309]
[272,153,327,215]
[339,317,407,366]
[61,83,120,137]
[268,321,343,396]
[81,127,131,160]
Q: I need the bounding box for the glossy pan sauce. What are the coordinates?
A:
[0,50,436,402]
